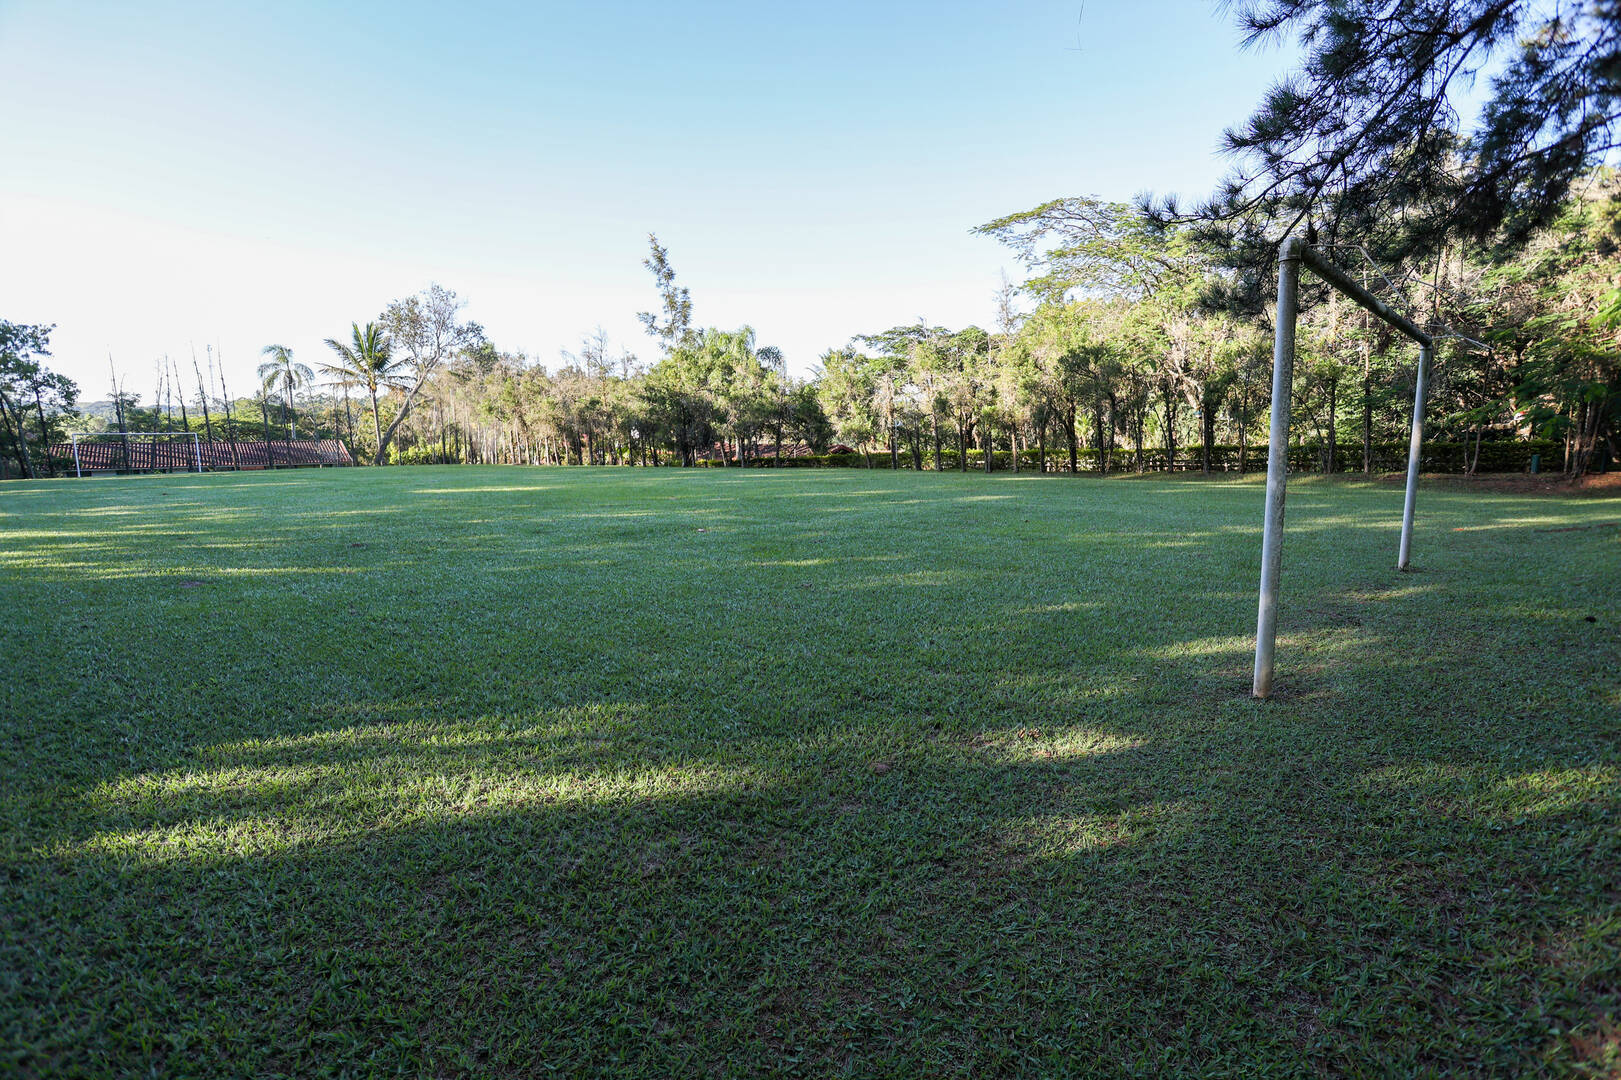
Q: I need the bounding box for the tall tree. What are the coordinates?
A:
[321,321,405,462]
[0,322,75,479]
[816,347,881,466]
[257,345,314,439]
[376,285,485,466]
[637,234,694,353]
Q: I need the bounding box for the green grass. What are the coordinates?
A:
[2,465,1617,1078]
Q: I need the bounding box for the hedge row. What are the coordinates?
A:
[698,440,1567,474]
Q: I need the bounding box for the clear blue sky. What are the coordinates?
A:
[0,1,1299,395]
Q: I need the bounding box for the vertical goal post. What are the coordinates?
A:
[70,431,203,478]
[1252,236,1435,700]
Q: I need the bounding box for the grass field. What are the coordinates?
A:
[2,465,1618,1077]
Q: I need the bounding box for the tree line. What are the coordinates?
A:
[3,172,1616,480]
[281,173,1621,478]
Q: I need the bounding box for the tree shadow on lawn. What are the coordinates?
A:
[5,472,1618,1076]
[8,614,1618,1078]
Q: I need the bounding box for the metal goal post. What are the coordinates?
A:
[1252,236,1433,700]
[71,431,203,478]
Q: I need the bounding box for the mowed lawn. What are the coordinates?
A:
[1,465,1617,1078]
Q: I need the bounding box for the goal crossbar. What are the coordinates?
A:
[1253,237,1433,699]
[71,432,203,477]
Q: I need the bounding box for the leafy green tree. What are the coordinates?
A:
[0,322,76,479]
[1474,176,1621,474]
[377,285,485,466]
[1157,0,1621,305]
[1017,302,1115,473]
[816,347,881,466]
[1218,326,1272,474]
[637,234,694,353]
[973,197,1184,302]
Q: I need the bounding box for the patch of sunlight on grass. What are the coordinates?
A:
[1007,800,1195,858]
[67,756,768,865]
[18,564,367,581]
[568,510,661,519]
[405,485,559,494]
[1461,514,1606,529]
[1340,583,1435,602]
[778,489,901,498]
[65,506,149,517]
[3,529,127,542]
[972,727,1147,762]
[1009,601,1104,615]
[1485,767,1621,820]
[1145,634,1254,660]
[835,569,962,590]
[1275,629,1388,654]
[1357,762,1620,824]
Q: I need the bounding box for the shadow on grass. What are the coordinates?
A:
[3,468,1618,1076]
[8,630,1618,1076]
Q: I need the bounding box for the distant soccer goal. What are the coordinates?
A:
[68,432,202,476]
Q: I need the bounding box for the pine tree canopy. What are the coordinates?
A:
[1158,0,1620,277]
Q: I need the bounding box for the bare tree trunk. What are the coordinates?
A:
[1064,405,1078,474]
[0,387,34,479]
[260,393,274,466]
[1237,396,1249,476]
[1161,384,1177,472]
[1105,393,1118,474]
[1092,400,1105,474]
[1201,395,1215,475]
[1362,344,1373,476]
[283,365,297,440]
[191,355,216,442]
[218,363,241,470]
[368,392,384,465]
[1326,378,1338,474]
[172,356,190,436]
[31,385,55,477]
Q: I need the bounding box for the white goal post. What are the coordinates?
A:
[70,431,203,477]
[1253,236,1434,700]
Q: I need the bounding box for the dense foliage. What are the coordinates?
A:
[10,172,1617,481]
[1154,0,1621,293]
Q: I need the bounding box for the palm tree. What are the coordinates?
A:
[320,322,405,464]
[257,345,315,439]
